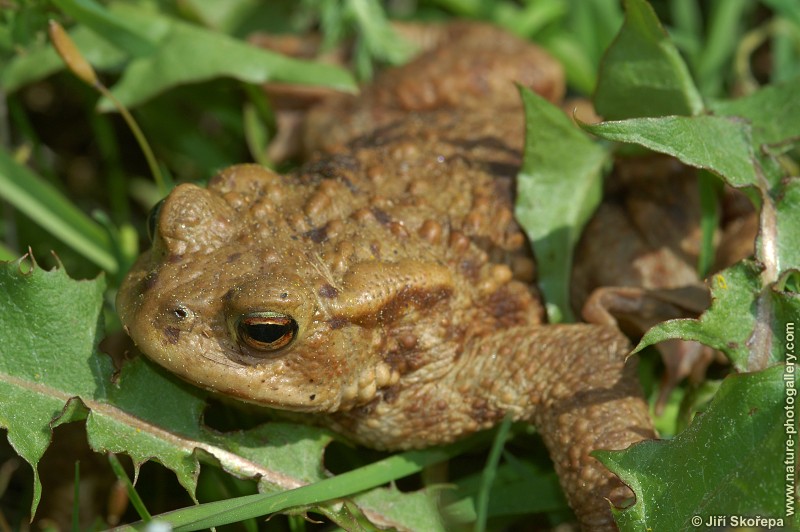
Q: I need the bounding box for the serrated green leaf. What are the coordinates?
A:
[0,147,117,273]
[0,260,108,516]
[634,261,762,371]
[97,3,356,110]
[597,366,794,531]
[87,357,206,496]
[594,0,704,119]
[710,76,800,150]
[582,115,757,188]
[89,354,341,501]
[218,422,333,488]
[514,87,608,322]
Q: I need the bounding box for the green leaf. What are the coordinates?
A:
[218,422,333,489]
[514,87,608,322]
[0,261,108,516]
[443,459,565,524]
[98,3,357,110]
[1,25,126,93]
[597,366,794,531]
[776,178,800,272]
[51,0,156,56]
[582,115,758,188]
[594,0,704,119]
[709,76,800,150]
[353,488,446,532]
[771,280,800,372]
[633,261,763,371]
[0,243,17,261]
[0,149,117,273]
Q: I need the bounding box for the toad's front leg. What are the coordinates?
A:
[327,323,653,530]
[461,324,654,530]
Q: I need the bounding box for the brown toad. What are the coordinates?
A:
[117,23,654,530]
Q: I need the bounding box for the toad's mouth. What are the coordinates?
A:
[128,326,343,413]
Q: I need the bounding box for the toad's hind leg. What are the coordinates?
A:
[472,324,655,530]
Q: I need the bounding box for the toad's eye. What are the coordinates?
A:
[147,198,166,242]
[236,312,298,352]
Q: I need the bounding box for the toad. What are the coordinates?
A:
[117,23,654,530]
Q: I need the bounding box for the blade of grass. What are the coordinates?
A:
[107,453,152,522]
[114,442,469,531]
[0,149,117,273]
[669,0,703,65]
[697,170,721,278]
[475,417,512,532]
[696,0,751,96]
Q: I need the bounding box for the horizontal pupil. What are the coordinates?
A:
[247,323,289,344]
[240,315,297,348]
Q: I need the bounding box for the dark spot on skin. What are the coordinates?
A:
[338,175,357,193]
[303,225,328,243]
[471,398,504,424]
[486,286,529,328]
[385,348,426,374]
[143,271,159,292]
[377,287,452,325]
[448,135,520,158]
[485,160,521,178]
[382,386,400,404]
[309,394,316,401]
[348,120,407,150]
[354,398,379,416]
[371,207,391,225]
[370,242,380,259]
[168,254,183,264]
[301,155,360,191]
[224,288,235,302]
[328,316,348,329]
[318,283,339,298]
[226,252,242,263]
[164,326,180,344]
[280,292,288,299]
[173,307,189,320]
